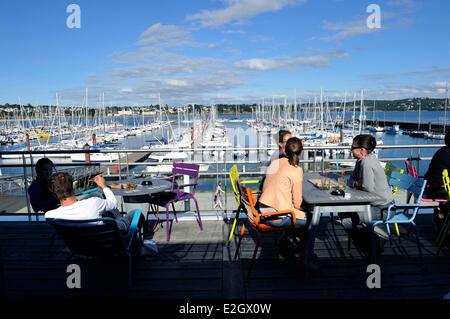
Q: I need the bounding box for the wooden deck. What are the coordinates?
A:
[1,215,449,299]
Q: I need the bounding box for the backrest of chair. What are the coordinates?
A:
[51,218,126,256]
[229,165,240,204]
[172,162,200,193]
[385,163,403,195]
[389,171,427,203]
[235,180,259,227]
[405,159,418,178]
[443,169,450,197]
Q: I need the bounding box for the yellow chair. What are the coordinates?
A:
[436,169,450,255]
[226,165,260,246]
[384,162,403,237]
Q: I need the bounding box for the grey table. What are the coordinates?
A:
[110,178,172,255]
[302,173,385,268]
[109,178,172,197]
[110,178,172,215]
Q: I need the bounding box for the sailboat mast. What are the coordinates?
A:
[444,82,448,134]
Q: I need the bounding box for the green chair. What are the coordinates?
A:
[436,169,450,255]
[226,165,260,246]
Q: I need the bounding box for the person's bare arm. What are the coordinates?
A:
[292,167,303,210]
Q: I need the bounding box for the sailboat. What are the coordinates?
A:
[367,101,384,133]
[427,84,448,140]
[385,124,401,135]
[410,99,428,138]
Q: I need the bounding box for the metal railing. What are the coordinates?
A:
[0,143,443,221]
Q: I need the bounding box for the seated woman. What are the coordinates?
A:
[28,158,59,213]
[258,137,307,228]
[340,134,393,236]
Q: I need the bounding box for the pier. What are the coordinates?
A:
[365,119,448,133]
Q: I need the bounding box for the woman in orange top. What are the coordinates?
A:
[258,137,307,228]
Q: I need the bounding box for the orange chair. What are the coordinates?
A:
[233,181,305,281]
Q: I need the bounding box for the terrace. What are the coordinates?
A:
[0,145,449,299]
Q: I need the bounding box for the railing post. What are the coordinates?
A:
[22,154,32,223]
[125,152,130,179]
[303,146,309,172]
[117,152,122,185]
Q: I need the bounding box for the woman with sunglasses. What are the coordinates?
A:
[340,135,393,236]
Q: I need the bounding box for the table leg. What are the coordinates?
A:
[366,204,376,263]
[305,206,321,269]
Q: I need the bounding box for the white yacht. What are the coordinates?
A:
[145,151,209,174]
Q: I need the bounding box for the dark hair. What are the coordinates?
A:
[353,134,377,153]
[35,158,54,178]
[285,137,303,167]
[445,132,450,147]
[278,130,292,144]
[50,172,74,201]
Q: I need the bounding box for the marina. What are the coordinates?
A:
[1,0,450,305]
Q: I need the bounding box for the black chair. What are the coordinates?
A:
[49,209,143,288]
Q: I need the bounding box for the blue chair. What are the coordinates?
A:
[49,209,143,288]
[47,187,101,255]
[373,172,427,262]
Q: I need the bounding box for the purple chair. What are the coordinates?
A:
[148,163,202,241]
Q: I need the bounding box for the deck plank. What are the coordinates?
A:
[0,216,449,299]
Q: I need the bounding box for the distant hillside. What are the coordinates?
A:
[0,97,448,116]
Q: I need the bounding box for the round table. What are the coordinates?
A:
[109,178,172,197]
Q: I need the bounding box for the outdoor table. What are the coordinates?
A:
[109,177,172,197]
[302,173,385,268]
[109,178,172,255]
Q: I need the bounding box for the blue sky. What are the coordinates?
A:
[0,0,449,106]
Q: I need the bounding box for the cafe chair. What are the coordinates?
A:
[147,163,202,242]
[49,209,144,288]
[436,169,450,255]
[373,172,427,262]
[405,159,447,203]
[227,164,260,246]
[233,181,305,282]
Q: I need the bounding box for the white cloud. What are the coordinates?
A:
[163,79,189,87]
[222,29,246,35]
[433,82,449,89]
[322,18,381,41]
[235,52,348,71]
[252,35,273,42]
[387,0,416,9]
[118,88,134,93]
[137,24,192,47]
[236,58,281,70]
[187,0,304,28]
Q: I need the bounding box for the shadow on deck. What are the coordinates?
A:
[0,215,449,299]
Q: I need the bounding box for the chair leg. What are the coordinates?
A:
[330,213,335,233]
[411,223,423,264]
[234,223,246,260]
[152,205,161,231]
[394,223,401,238]
[193,197,203,231]
[165,207,171,242]
[172,203,178,223]
[227,205,242,246]
[246,235,261,283]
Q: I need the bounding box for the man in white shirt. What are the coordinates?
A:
[45,173,142,235]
